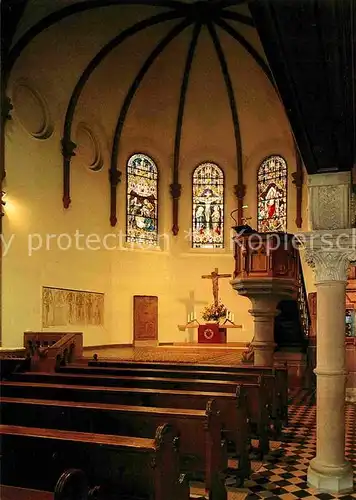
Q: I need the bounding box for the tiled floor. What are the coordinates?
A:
[81,348,355,499]
[229,390,356,500]
[83,345,245,364]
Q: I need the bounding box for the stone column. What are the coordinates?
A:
[297,171,355,493]
[231,277,296,367]
[301,236,356,493]
[249,298,278,366]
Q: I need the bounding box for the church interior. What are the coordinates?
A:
[0,0,355,499]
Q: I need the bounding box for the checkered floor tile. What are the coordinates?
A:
[226,389,356,499]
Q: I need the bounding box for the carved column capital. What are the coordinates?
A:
[1,95,13,123]
[297,230,356,283]
[233,183,246,200]
[292,170,303,188]
[170,182,182,200]
[61,137,77,160]
[109,168,122,187]
[304,250,352,283]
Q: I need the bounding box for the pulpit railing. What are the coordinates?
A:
[296,252,311,340]
[24,331,83,372]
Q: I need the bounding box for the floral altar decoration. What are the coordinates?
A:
[201,301,227,323]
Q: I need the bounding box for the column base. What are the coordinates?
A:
[307,458,354,494]
[252,341,275,366]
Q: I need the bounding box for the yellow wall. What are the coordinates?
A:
[2,6,311,348]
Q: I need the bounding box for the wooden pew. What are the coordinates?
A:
[63,363,287,432]
[0,424,189,500]
[84,360,288,428]
[1,396,227,499]
[0,356,31,380]
[8,371,269,456]
[1,469,90,500]
[8,371,273,436]
[1,380,251,483]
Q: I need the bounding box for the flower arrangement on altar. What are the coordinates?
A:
[202,301,227,323]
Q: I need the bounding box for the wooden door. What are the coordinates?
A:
[133,296,158,343]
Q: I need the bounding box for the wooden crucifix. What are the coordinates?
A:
[202,268,231,306]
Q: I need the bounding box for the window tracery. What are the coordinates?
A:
[126,153,158,245]
[192,162,224,248]
[257,155,287,232]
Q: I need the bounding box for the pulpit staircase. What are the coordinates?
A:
[274,251,311,353]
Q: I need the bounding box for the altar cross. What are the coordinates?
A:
[201,268,231,306]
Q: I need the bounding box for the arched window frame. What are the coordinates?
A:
[126,153,159,245]
[257,154,288,233]
[192,161,225,249]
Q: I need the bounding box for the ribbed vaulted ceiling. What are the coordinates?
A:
[4,0,285,229]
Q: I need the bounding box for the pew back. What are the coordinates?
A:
[0,396,227,493]
[1,380,252,476]
[0,424,189,500]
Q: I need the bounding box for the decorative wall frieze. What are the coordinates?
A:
[308,172,352,230]
[297,230,356,283]
[42,287,104,327]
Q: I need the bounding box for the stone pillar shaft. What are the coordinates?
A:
[231,277,296,368]
[298,227,356,493]
[315,281,346,466]
[249,307,277,366]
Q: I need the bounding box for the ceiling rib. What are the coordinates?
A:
[61,10,183,210]
[4,0,186,84]
[220,10,254,27]
[216,17,274,86]
[208,22,244,223]
[248,0,318,173]
[109,17,192,226]
[171,22,201,234]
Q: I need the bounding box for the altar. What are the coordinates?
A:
[178,267,242,343]
[198,324,226,343]
[178,320,241,343]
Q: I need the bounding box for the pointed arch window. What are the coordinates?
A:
[126,153,158,245]
[192,162,224,248]
[257,155,287,232]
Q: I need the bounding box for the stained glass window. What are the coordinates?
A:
[192,162,224,248]
[257,155,287,232]
[126,153,158,245]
